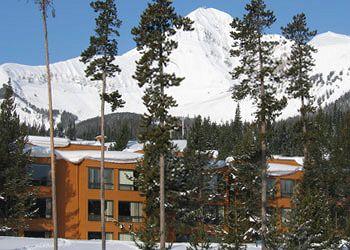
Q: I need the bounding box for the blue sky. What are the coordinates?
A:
[0,0,349,65]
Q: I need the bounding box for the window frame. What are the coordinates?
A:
[27,164,51,186]
[118,233,134,241]
[31,197,52,219]
[88,167,114,190]
[88,231,113,240]
[118,169,137,191]
[88,199,114,222]
[24,231,52,238]
[118,201,143,223]
[280,179,295,198]
[267,178,276,198]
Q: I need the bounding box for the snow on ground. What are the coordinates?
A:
[0,237,261,250]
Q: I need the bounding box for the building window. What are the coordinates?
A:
[119,170,136,191]
[281,208,292,226]
[88,232,113,240]
[88,200,114,221]
[31,198,52,219]
[88,168,114,190]
[280,179,295,198]
[24,231,51,238]
[118,202,143,222]
[118,233,133,241]
[27,164,51,186]
[267,178,276,198]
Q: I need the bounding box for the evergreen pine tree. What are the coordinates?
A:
[80,1,124,248]
[0,83,35,234]
[110,122,130,150]
[232,104,244,155]
[229,1,287,248]
[218,105,243,160]
[132,1,193,248]
[265,207,283,250]
[285,188,339,249]
[221,132,261,250]
[332,111,350,238]
[285,109,341,249]
[65,121,76,140]
[177,116,213,250]
[282,13,317,161]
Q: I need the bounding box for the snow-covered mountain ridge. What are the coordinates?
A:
[0,7,350,124]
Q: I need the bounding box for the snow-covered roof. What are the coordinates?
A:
[56,150,142,164]
[225,156,303,176]
[27,136,103,149]
[70,139,101,146]
[123,140,188,153]
[26,143,142,164]
[27,135,70,148]
[26,144,51,158]
[123,140,144,153]
[272,155,304,165]
[267,163,302,176]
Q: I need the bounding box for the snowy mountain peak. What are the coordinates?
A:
[0,8,350,125]
[311,31,350,47]
[187,7,233,24]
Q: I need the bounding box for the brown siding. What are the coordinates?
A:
[28,157,303,238]
[29,156,144,240]
[57,144,104,151]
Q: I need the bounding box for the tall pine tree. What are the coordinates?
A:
[80,0,124,248]
[281,14,343,248]
[221,125,261,250]
[0,83,35,235]
[33,1,58,248]
[132,1,193,249]
[178,116,213,250]
[285,109,341,249]
[282,13,317,161]
[230,1,286,248]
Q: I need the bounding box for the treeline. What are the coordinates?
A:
[24,111,78,140]
[269,101,350,156]
[24,101,350,158]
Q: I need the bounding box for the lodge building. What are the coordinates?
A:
[24,136,303,241]
[25,136,143,241]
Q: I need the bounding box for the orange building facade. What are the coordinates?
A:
[25,136,143,241]
[25,136,303,240]
[266,158,303,230]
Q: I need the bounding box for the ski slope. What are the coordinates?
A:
[0,8,349,124]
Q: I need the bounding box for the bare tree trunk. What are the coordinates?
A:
[159,153,165,250]
[301,95,308,161]
[159,45,166,250]
[41,1,58,249]
[258,38,267,250]
[101,72,106,250]
[260,119,267,250]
